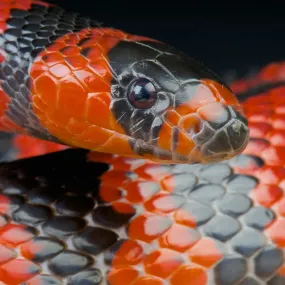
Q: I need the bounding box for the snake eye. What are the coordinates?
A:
[128,78,157,109]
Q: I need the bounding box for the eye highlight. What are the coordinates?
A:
[128,78,157,109]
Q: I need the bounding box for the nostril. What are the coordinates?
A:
[227,119,249,151]
[179,114,203,136]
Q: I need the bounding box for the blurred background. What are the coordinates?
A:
[48,0,285,79]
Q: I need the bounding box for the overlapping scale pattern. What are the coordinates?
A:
[0,3,285,285]
[2,60,285,285]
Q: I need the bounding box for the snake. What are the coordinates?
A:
[0,0,283,285]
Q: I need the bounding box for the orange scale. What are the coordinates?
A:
[0,259,41,285]
[46,110,72,128]
[0,224,36,248]
[0,10,9,18]
[174,207,197,228]
[89,58,112,81]
[261,146,285,165]
[245,104,272,115]
[187,238,223,268]
[144,194,185,214]
[100,170,132,187]
[128,214,172,243]
[0,194,10,214]
[135,164,171,180]
[174,128,195,156]
[267,130,285,146]
[248,122,272,138]
[242,138,270,157]
[20,239,43,261]
[99,36,121,51]
[30,62,47,79]
[32,94,48,113]
[159,224,201,252]
[143,249,184,279]
[78,38,102,49]
[276,196,285,217]
[108,156,145,172]
[65,55,88,70]
[185,82,219,112]
[64,39,78,46]
[255,166,285,185]
[94,133,135,157]
[132,276,163,285]
[206,80,239,106]
[164,110,180,125]
[49,63,71,78]
[125,181,160,203]
[272,115,285,130]
[13,135,67,159]
[41,52,64,66]
[112,240,145,266]
[33,74,58,109]
[157,121,173,152]
[266,219,285,247]
[98,185,123,203]
[275,105,285,114]
[42,121,71,142]
[86,92,113,129]
[0,24,7,34]
[243,96,270,107]
[107,266,139,285]
[247,113,271,123]
[82,46,102,60]
[44,42,66,53]
[111,202,136,215]
[74,68,110,92]
[57,75,88,118]
[74,125,114,147]
[0,245,15,265]
[170,264,208,285]
[252,184,283,208]
[65,119,91,135]
[59,46,80,56]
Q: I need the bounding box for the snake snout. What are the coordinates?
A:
[195,103,249,161]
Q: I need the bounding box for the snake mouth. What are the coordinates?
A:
[129,103,249,164]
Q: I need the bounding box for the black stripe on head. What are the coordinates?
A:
[107,40,226,144]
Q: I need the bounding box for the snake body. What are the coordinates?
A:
[0,1,283,285]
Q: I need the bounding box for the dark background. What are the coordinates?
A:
[47,0,285,79]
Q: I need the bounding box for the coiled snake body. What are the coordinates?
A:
[0,1,283,285]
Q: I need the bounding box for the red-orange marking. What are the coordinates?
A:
[112,240,144,266]
[159,224,200,252]
[143,249,184,278]
[170,264,208,285]
[107,266,139,285]
[187,238,223,268]
[0,258,40,284]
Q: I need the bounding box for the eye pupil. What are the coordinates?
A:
[128,78,157,109]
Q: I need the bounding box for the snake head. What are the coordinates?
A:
[107,39,249,163]
[31,29,249,164]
